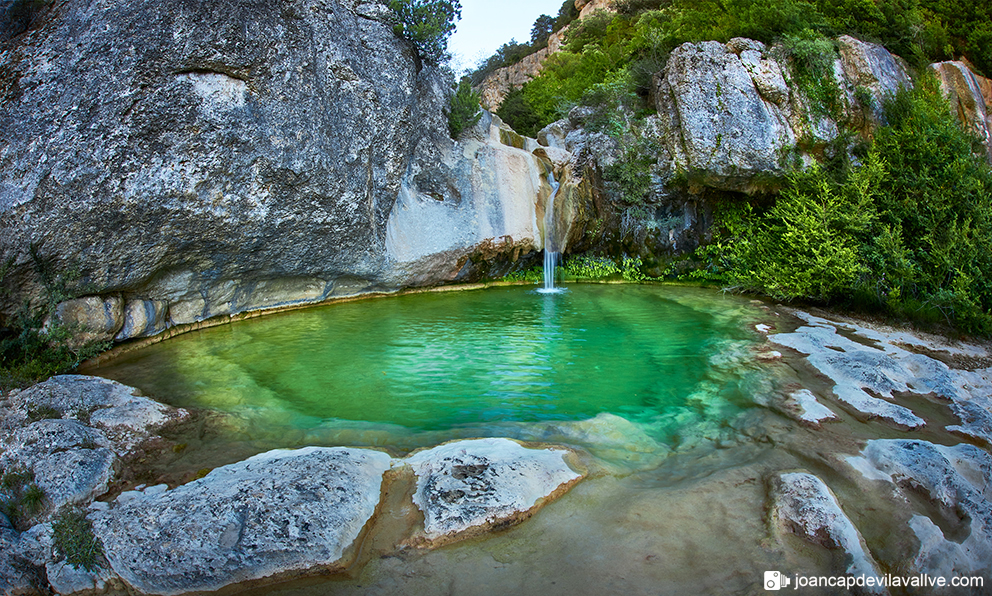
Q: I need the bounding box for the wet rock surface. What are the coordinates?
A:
[857,439,992,578]
[773,472,886,594]
[403,438,583,546]
[4,310,992,595]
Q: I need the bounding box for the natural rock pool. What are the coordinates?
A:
[59,284,992,595]
[87,284,775,459]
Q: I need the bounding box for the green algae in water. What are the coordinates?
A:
[90,285,770,448]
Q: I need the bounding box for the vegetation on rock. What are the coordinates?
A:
[0,467,45,529]
[52,506,104,572]
[388,0,462,64]
[491,0,991,134]
[687,78,992,334]
[448,77,482,139]
[0,250,110,390]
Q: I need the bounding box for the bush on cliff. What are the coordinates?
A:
[0,250,109,390]
[491,0,991,136]
[448,77,482,139]
[388,0,461,64]
[695,80,992,334]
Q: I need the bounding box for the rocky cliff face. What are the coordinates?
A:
[538,35,913,274]
[652,36,910,193]
[931,60,992,163]
[0,0,581,341]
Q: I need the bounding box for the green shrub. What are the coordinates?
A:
[503,267,544,283]
[0,467,45,528]
[775,29,841,117]
[496,88,543,138]
[561,255,621,279]
[388,0,461,65]
[691,79,992,334]
[447,77,481,139]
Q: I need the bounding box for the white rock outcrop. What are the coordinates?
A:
[90,447,392,596]
[856,439,992,580]
[931,60,992,162]
[403,438,583,546]
[773,472,887,595]
[653,36,910,193]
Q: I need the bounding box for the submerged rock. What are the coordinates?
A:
[857,439,992,579]
[403,438,583,547]
[90,447,392,596]
[772,472,887,595]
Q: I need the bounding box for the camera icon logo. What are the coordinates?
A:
[764,570,791,590]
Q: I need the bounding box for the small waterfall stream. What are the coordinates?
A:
[539,172,564,294]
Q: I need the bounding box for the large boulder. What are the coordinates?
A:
[772,472,886,594]
[2,375,188,454]
[90,446,392,596]
[652,37,910,193]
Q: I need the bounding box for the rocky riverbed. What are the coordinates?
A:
[2,305,991,596]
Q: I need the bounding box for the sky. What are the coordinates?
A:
[448,0,566,73]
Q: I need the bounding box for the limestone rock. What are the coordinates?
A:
[576,0,612,19]
[769,318,928,428]
[651,36,908,193]
[930,60,992,162]
[3,375,188,455]
[773,472,887,594]
[0,419,115,510]
[45,560,115,596]
[54,296,123,345]
[90,447,392,596]
[0,0,450,330]
[384,112,555,284]
[115,299,168,341]
[654,40,797,192]
[858,440,992,579]
[783,389,837,425]
[403,438,583,546]
[837,35,911,122]
[0,526,43,596]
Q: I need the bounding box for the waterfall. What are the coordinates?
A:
[539,171,563,294]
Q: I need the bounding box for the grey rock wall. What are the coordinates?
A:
[1,0,590,342]
[1,0,428,315]
[652,36,910,193]
[931,60,992,162]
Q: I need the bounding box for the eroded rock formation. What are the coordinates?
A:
[0,376,587,596]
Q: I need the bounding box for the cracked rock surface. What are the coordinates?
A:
[404,438,583,546]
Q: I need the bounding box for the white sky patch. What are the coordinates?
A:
[448,0,567,73]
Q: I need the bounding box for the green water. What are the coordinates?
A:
[90,285,772,451]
